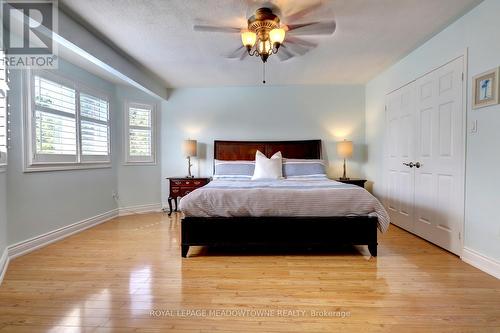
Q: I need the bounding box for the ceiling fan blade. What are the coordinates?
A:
[239,49,249,60]
[224,45,244,59]
[276,46,295,61]
[283,42,310,56]
[285,1,323,22]
[193,25,241,33]
[286,21,336,36]
[286,36,317,48]
[224,45,249,60]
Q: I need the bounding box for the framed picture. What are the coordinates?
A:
[472,67,500,109]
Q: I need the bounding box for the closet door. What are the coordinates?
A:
[413,57,464,255]
[385,83,416,232]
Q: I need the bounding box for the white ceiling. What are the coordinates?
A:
[60,0,482,88]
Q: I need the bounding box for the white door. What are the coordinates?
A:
[413,57,464,255]
[385,83,416,232]
[384,56,464,255]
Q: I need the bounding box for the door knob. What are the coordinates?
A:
[403,162,414,168]
[415,162,421,168]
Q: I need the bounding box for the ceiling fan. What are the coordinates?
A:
[193,1,336,66]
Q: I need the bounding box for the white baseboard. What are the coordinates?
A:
[462,247,500,279]
[118,203,162,216]
[8,209,119,260]
[0,205,164,286]
[0,247,9,285]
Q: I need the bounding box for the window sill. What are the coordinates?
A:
[122,161,157,166]
[23,163,112,173]
[0,165,6,173]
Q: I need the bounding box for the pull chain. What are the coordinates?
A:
[262,62,266,84]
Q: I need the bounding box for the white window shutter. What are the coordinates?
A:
[80,93,110,161]
[33,75,77,162]
[125,103,156,164]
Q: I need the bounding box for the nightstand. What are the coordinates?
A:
[335,178,367,188]
[167,177,210,216]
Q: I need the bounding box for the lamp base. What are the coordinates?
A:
[340,158,350,181]
[186,156,193,178]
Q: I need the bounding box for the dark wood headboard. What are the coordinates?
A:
[214,140,322,160]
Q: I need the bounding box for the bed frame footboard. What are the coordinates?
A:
[181,216,378,258]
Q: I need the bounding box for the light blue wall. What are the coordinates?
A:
[4,57,163,246]
[114,85,162,208]
[6,60,118,245]
[365,0,500,261]
[0,173,6,257]
[161,85,366,206]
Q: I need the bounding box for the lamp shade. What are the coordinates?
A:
[241,30,256,48]
[183,139,197,157]
[337,140,353,159]
[269,28,286,44]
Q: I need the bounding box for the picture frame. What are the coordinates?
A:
[472,67,500,109]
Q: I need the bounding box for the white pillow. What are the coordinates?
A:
[251,150,283,180]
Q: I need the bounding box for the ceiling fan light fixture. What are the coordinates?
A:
[193,3,336,84]
[257,40,272,54]
[241,30,257,48]
[269,28,285,45]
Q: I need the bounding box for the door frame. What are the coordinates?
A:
[384,50,468,256]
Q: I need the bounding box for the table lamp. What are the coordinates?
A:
[337,140,353,180]
[183,139,197,178]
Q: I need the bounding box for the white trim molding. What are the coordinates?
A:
[0,247,9,285]
[462,247,500,279]
[118,203,162,216]
[8,209,118,260]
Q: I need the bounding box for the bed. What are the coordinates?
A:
[179,140,389,258]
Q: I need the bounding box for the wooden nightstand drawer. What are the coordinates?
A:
[172,179,191,186]
[171,186,196,197]
[192,179,208,186]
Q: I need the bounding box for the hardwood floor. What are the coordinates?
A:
[0,212,499,332]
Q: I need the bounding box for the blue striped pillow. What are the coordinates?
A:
[282,159,327,179]
[214,160,255,179]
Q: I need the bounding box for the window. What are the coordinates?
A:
[25,71,111,171]
[33,75,77,163]
[124,102,156,164]
[80,93,110,162]
[0,52,8,169]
